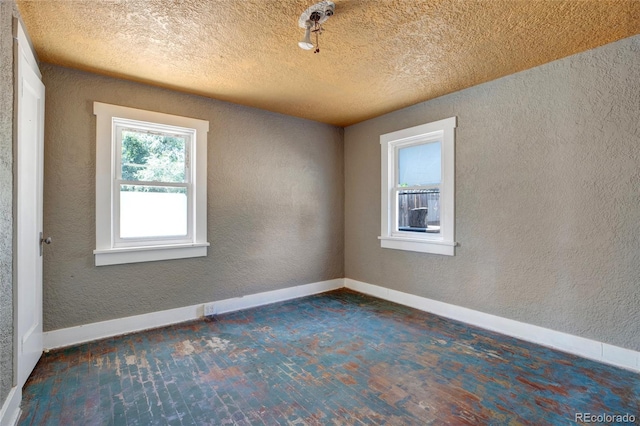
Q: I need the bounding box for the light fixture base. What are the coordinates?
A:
[298,1,335,28]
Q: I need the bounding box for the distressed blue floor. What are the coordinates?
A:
[20,289,640,425]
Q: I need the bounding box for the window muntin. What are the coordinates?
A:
[380,117,456,256]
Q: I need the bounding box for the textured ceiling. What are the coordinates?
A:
[17,0,640,126]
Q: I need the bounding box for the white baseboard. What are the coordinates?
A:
[0,387,21,426]
[345,278,640,372]
[209,279,344,314]
[44,302,202,350]
[43,276,638,373]
[43,278,344,350]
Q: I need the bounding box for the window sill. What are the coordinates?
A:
[378,236,456,256]
[94,243,210,266]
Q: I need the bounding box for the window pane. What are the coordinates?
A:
[121,129,186,183]
[398,142,441,187]
[120,185,187,238]
[397,189,440,234]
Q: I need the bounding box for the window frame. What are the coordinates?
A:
[93,102,209,266]
[379,117,457,256]
[113,120,193,247]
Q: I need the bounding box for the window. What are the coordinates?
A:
[379,117,457,255]
[93,102,209,266]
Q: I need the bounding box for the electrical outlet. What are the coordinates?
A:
[203,303,216,316]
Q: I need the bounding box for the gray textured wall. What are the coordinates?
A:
[345,35,640,351]
[42,64,344,331]
[0,0,16,406]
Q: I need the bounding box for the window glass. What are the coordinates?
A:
[397,189,440,234]
[121,129,186,183]
[398,142,441,187]
[119,185,187,238]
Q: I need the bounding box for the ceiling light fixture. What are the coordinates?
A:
[298,1,335,54]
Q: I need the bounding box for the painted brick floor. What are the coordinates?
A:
[19,289,640,425]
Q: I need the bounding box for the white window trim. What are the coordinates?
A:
[379,116,457,256]
[93,102,210,266]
